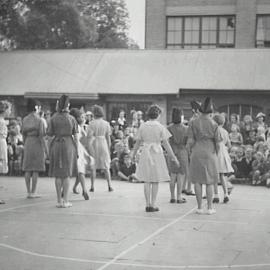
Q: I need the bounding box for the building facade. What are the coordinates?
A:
[145,0,270,49]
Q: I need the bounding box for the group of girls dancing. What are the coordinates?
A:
[133,97,232,214]
[0,95,232,213]
[0,95,113,207]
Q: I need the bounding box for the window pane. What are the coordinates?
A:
[167,18,175,31]
[175,18,182,31]
[167,32,174,44]
[184,31,192,43]
[202,17,217,30]
[175,31,182,43]
[227,31,234,44]
[185,17,199,30]
[202,30,216,43]
[220,16,235,30]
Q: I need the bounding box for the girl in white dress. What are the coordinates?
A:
[87,105,113,192]
[70,109,95,200]
[132,105,179,212]
[213,113,234,203]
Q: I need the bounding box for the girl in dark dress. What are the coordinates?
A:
[48,95,78,208]
[22,99,47,198]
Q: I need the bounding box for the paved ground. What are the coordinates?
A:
[0,176,270,270]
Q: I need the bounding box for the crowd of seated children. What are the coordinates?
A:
[225,111,270,188]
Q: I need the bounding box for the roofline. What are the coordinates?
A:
[0,48,269,54]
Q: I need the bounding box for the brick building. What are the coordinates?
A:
[1,1,270,124]
[145,0,270,49]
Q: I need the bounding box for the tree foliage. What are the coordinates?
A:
[0,0,136,50]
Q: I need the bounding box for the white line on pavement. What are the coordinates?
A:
[96,206,197,270]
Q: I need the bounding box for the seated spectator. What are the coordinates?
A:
[232,145,246,178]
[241,145,254,179]
[254,138,265,154]
[118,153,138,182]
[229,124,243,146]
[261,153,270,187]
[251,151,265,185]
[245,129,257,146]
[118,110,128,131]
[110,130,129,177]
[227,113,240,132]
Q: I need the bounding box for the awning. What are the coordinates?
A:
[0,49,270,96]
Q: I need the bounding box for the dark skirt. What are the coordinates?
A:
[49,136,77,178]
[23,136,45,172]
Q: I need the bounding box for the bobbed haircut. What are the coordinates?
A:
[213,113,225,126]
[93,105,104,118]
[70,108,83,120]
[27,99,41,112]
[147,104,162,119]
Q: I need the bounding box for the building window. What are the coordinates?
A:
[256,15,270,48]
[166,15,235,49]
[218,104,262,119]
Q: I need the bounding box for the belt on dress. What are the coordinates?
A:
[53,135,72,169]
[143,142,162,166]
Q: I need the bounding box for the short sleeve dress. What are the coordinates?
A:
[188,114,221,185]
[48,112,78,178]
[135,120,171,183]
[87,118,111,170]
[217,127,234,174]
[77,125,94,174]
[0,118,8,174]
[22,113,46,172]
[167,123,189,175]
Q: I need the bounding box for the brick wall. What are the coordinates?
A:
[235,0,256,48]
[145,0,266,49]
[145,0,166,49]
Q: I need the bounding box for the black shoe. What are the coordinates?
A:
[170,198,176,203]
[185,191,195,196]
[151,206,159,212]
[82,191,89,200]
[89,187,94,192]
[145,206,151,212]
[213,197,220,203]
[108,186,114,192]
[223,196,229,203]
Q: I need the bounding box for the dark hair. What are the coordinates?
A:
[70,108,83,121]
[199,97,213,114]
[27,99,41,112]
[58,95,70,112]
[171,107,182,124]
[147,104,162,119]
[93,105,104,118]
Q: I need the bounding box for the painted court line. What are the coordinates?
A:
[0,243,106,264]
[2,237,270,269]
[96,206,197,270]
[0,200,54,213]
